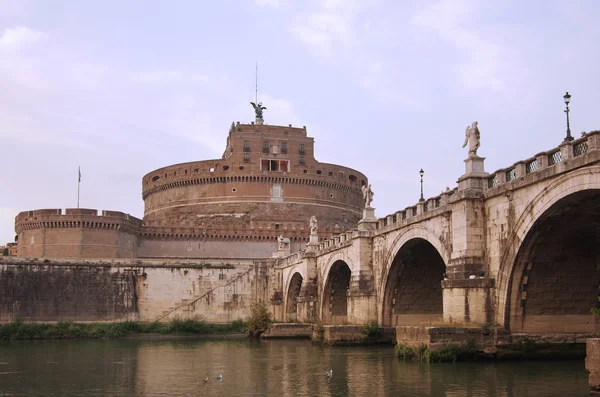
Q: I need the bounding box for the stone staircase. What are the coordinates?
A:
[155,266,254,322]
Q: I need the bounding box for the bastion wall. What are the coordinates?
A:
[0,257,273,323]
[15,209,142,259]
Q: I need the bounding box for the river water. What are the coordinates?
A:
[0,338,589,396]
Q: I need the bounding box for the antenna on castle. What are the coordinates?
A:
[255,62,258,104]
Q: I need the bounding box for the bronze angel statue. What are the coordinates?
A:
[250,102,267,119]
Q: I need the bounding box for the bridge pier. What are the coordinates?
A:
[347,269,377,324]
[296,282,318,322]
[442,278,495,325]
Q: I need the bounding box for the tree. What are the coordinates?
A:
[247,300,271,338]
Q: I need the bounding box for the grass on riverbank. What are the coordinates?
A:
[0,319,247,340]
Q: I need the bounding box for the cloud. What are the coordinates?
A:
[134,70,212,85]
[410,0,528,97]
[290,0,357,57]
[255,0,288,8]
[0,207,17,244]
[0,26,45,50]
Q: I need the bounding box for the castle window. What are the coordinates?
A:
[349,174,357,183]
[299,156,305,165]
[239,166,244,170]
[329,172,333,176]
[261,159,289,172]
[303,169,307,174]
[223,165,229,171]
[185,170,188,174]
[281,142,287,154]
[275,224,280,231]
[299,144,305,155]
[262,141,269,153]
[316,170,322,175]
[152,176,160,182]
[232,187,237,193]
[243,152,250,162]
[243,140,250,152]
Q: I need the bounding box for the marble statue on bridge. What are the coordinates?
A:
[362,184,374,208]
[463,121,481,157]
[309,216,318,235]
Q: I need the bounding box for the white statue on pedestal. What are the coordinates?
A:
[361,184,374,207]
[309,216,318,235]
[278,235,285,250]
[462,121,481,157]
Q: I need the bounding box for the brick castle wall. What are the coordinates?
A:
[15,209,142,259]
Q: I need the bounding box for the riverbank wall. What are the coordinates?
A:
[588,338,600,395]
[0,257,274,323]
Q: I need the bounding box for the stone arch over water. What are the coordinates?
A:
[505,189,600,333]
[285,272,303,322]
[322,260,352,325]
[381,237,446,327]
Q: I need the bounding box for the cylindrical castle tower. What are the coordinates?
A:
[139,122,368,258]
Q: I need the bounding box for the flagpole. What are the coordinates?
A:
[77,166,80,209]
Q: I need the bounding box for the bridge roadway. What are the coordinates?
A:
[275,130,600,335]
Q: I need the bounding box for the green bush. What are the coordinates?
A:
[592,296,600,319]
[0,318,248,340]
[247,300,271,337]
[363,321,381,340]
[395,344,413,360]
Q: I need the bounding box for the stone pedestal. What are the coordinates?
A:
[465,155,486,175]
[587,338,600,395]
[358,207,377,231]
[458,156,488,191]
[306,234,319,251]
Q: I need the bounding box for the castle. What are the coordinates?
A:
[13,118,368,259]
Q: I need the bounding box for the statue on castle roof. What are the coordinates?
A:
[278,234,285,250]
[462,121,481,157]
[362,184,374,208]
[250,102,267,120]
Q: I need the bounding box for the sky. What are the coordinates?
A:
[1,0,599,244]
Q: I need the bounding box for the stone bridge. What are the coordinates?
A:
[274,130,600,335]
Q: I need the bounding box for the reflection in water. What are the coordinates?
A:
[0,338,589,396]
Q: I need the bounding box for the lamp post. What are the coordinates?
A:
[419,169,424,202]
[563,92,573,142]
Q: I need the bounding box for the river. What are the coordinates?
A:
[0,338,589,396]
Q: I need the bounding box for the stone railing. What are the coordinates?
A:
[276,251,304,268]
[373,188,457,235]
[486,130,600,191]
[317,230,356,252]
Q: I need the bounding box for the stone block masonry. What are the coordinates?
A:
[587,339,600,395]
[0,257,273,323]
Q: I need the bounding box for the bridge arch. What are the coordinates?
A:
[499,166,600,332]
[283,265,306,316]
[380,225,449,326]
[285,272,303,322]
[321,254,355,325]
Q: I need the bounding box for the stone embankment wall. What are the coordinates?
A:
[588,339,600,395]
[0,257,272,323]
